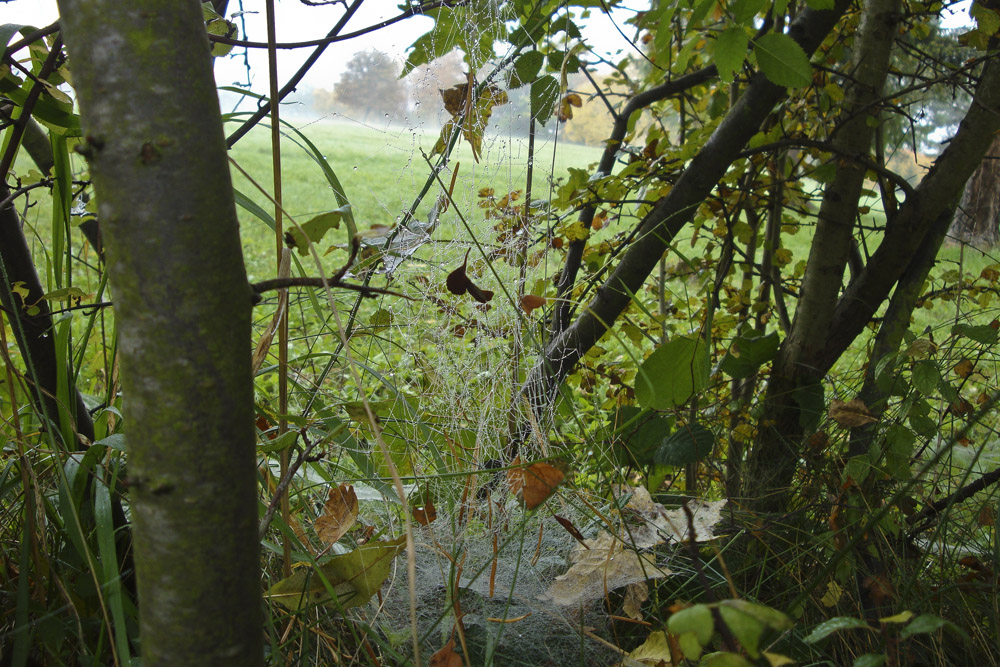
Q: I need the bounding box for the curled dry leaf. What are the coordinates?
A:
[314,483,358,545]
[828,398,877,428]
[520,294,546,315]
[507,457,564,510]
[446,249,494,303]
[553,514,588,549]
[440,83,470,116]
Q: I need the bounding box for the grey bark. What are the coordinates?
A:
[55,1,263,664]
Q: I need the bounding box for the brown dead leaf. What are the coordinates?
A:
[978,503,996,527]
[828,398,877,428]
[430,637,463,667]
[507,458,564,510]
[446,249,494,303]
[863,573,895,606]
[954,359,975,378]
[440,83,470,117]
[314,483,358,545]
[520,294,546,315]
[414,498,437,526]
[553,514,588,548]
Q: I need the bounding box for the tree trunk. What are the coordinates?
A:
[949,133,1000,247]
[56,1,263,664]
[745,0,902,511]
[744,48,1000,512]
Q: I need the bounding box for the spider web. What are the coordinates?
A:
[222,2,671,663]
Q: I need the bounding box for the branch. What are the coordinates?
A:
[820,53,1000,374]
[907,465,1000,537]
[550,65,718,336]
[530,0,854,407]
[735,138,917,199]
[208,0,458,50]
[250,276,409,301]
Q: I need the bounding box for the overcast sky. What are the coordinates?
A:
[2,1,647,93]
[3,0,973,106]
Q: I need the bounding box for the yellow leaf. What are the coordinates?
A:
[954,359,975,378]
[558,220,590,241]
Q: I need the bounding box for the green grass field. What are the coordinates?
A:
[227,119,602,280]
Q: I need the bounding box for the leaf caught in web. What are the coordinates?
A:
[507,458,563,510]
[265,535,406,611]
[520,294,546,315]
[538,530,671,607]
[617,486,726,547]
[828,398,877,428]
[446,249,494,303]
[285,207,350,256]
[314,483,358,545]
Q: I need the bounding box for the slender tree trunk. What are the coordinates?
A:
[949,133,1000,247]
[56,2,263,664]
[744,0,902,511]
[744,34,1000,512]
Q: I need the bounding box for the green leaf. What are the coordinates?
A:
[719,604,766,657]
[853,655,886,667]
[701,652,755,667]
[793,379,825,432]
[804,616,871,643]
[39,286,90,302]
[530,75,560,124]
[713,28,749,83]
[510,50,544,88]
[635,336,710,409]
[0,24,29,61]
[719,600,793,631]
[731,0,769,23]
[286,207,350,255]
[688,0,718,29]
[654,423,715,467]
[753,33,812,88]
[883,424,915,481]
[720,330,779,379]
[668,603,715,647]
[403,11,459,75]
[899,613,967,640]
[951,323,998,345]
[971,2,1000,35]
[265,536,406,611]
[911,361,940,395]
[616,410,674,466]
[805,0,835,8]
